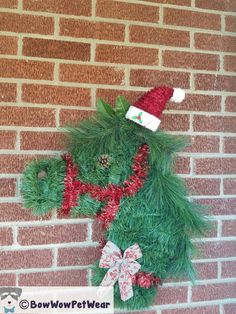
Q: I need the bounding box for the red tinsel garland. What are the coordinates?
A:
[61,143,149,226]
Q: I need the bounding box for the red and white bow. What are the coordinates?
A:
[99,241,142,301]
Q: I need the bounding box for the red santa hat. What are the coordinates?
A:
[125,86,185,132]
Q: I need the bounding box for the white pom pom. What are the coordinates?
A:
[170,88,185,103]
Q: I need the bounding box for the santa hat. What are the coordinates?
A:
[125,86,185,132]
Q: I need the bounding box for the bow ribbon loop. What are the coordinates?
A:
[99,241,142,301]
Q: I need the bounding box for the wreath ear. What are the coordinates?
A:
[115,96,131,117]
[97,98,115,117]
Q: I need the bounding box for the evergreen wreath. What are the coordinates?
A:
[21,86,209,310]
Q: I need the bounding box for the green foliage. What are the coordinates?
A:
[21,158,66,215]
[71,195,104,217]
[115,96,130,117]
[21,96,209,310]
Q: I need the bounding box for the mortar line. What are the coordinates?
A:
[187,284,192,303]
[91,0,96,19]
[125,24,129,43]
[54,16,60,36]
[218,261,222,279]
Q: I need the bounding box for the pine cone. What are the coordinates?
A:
[98,154,111,169]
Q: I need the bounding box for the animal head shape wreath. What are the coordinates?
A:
[22,86,209,310]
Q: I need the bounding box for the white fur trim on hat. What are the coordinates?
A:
[125,106,161,132]
[170,88,185,103]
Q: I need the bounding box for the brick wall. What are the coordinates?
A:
[0,0,235,313]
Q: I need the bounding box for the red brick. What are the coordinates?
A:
[225,95,236,112]
[221,261,236,278]
[225,96,236,112]
[224,179,236,195]
[60,19,125,42]
[0,154,50,174]
[163,51,220,71]
[197,198,236,216]
[23,0,91,16]
[19,269,87,286]
[18,224,87,245]
[130,69,190,88]
[92,220,104,242]
[96,89,144,106]
[20,131,66,151]
[224,137,236,154]
[0,0,17,8]
[224,55,236,72]
[0,130,16,149]
[0,59,54,80]
[0,83,17,102]
[185,136,220,153]
[186,178,220,196]
[0,36,18,55]
[141,0,190,5]
[162,306,219,314]
[0,203,50,222]
[195,0,236,11]
[96,0,159,23]
[195,262,218,280]
[0,274,16,286]
[222,220,236,236]
[59,109,93,127]
[0,228,13,245]
[22,84,91,106]
[0,178,16,197]
[23,38,90,61]
[192,282,236,301]
[193,115,236,133]
[155,286,187,305]
[0,12,54,34]
[174,157,190,174]
[195,33,236,53]
[160,114,189,131]
[225,15,236,32]
[0,249,52,270]
[195,74,236,92]
[194,158,236,175]
[96,44,158,65]
[164,8,221,30]
[58,246,100,266]
[130,25,190,47]
[169,94,221,112]
[196,240,236,259]
[224,304,236,314]
[0,106,55,127]
[60,64,125,85]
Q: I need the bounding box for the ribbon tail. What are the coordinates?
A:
[98,266,119,299]
[118,274,134,302]
[100,267,120,287]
